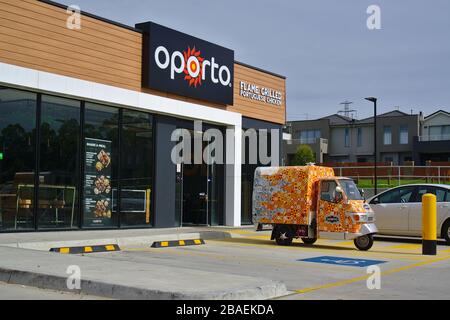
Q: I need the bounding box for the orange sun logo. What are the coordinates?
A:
[183,46,204,88]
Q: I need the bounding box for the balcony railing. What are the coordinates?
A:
[418,134,450,142]
[285,138,328,145]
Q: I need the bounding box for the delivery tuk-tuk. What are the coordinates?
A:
[252,165,378,251]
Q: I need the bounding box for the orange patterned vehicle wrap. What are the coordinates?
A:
[317,199,367,234]
[253,166,335,225]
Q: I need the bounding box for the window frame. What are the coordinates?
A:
[399,125,409,145]
[344,128,350,147]
[320,179,340,203]
[0,86,156,233]
[0,87,38,231]
[371,186,416,204]
[357,127,362,147]
[383,126,392,145]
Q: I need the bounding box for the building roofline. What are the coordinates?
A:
[287,118,329,124]
[39,0,143,33]
[424,109,450,120]
[235,61,286,80]
[321,113,353,122]
[39,1,287,81]
[358,109,419,122]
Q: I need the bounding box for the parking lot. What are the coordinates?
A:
[77,228,450,300]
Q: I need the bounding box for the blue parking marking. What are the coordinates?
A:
[299,256,387,268]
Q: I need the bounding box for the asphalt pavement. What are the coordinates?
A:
[1,227,449,300]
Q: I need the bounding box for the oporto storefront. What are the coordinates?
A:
[0,0,286,232]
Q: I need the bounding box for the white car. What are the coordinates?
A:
[367,184,450,244]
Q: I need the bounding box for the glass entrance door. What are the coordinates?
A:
[181,162,208,225]
[175,124,224,227]
[179,162,223,226]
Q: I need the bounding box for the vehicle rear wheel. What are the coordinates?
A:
[301,237,317,245]
[354,234,374,251]
[274,225,293,246]
[442,220,450,245]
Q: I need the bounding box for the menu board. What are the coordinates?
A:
[84,138,113,227]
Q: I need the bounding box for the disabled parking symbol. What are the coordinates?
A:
[298,256,387,268]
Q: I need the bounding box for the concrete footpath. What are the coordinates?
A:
[0,227,238,251]
[0,227,288,300]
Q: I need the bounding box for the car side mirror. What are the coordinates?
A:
[371,198,379,204]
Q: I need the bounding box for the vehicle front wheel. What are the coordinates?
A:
[274,226,293,246]
[354,234,374,251]
[301,237,317,245]
[442,220,450,245]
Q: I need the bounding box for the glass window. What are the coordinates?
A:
[344,128,350,147]
[400,125,408,144]
[357,128,362,147]
[430,125,450,140]
[0,87,37,231]
[436,188,447,203]
[415,186,432,202]
[119,110,153,227]
[299,130,320,143]
[320,180,338,203]
[377,186,415,204]
[429,126,441,140]
[299,130,307,140]
[38,95,80,229]
[383,126,392,145]
[339,179,363,200]
[314,130,321,139]
[443,125,450,137]
[415,186,448,203]
[83,103,119,228]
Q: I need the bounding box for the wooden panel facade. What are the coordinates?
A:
[0,0,285,124]
[232,63,286,124]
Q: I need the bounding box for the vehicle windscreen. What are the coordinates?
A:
[339,179,363,200]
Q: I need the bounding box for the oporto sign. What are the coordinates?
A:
[136,22,235,105]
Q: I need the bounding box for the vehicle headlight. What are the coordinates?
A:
[349,212,374,223]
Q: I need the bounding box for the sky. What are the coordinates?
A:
[59,0,450,121]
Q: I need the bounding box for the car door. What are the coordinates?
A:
[409,186,450,236]
[369,186,415,234]
[440,189,450,238]
[318,180,346,235]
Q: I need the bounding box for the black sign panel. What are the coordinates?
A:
[136,22,234,105]
[84,138,113,227]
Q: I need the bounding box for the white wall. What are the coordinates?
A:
[423,112,450,136]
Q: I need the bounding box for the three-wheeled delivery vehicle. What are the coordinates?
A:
[252,165,378,250]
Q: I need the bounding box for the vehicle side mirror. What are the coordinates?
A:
[359,188,366,200]
[371,198,379,204]
[334,186,344,203]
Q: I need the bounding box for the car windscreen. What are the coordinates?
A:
[339,179,363,200]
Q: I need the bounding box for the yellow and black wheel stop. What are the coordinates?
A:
[50,244,120,254]
[151,239,205,248]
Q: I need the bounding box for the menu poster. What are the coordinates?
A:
[84,138,113,227]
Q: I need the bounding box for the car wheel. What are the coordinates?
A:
[301,237,317,245]
[354,234,374,251]
[274,225,293,246]
[442,220,450,245]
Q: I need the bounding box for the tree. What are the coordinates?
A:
[292,145,315,166]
